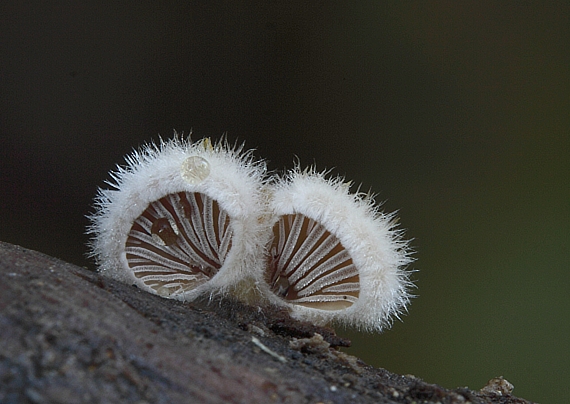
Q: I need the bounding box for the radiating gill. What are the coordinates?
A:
[267,213,359,310]
[125,192,232,296]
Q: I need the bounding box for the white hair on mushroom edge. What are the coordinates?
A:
[88,135,414,332]
[259,166,414,332]
[87,135,269,301]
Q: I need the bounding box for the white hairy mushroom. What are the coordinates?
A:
[88,136,268,301]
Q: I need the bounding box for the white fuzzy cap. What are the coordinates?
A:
[260,167,414,332]
[88,135,269,300]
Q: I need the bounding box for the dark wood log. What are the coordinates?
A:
[0,241,534,403]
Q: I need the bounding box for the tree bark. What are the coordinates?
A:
[0,241,533,404]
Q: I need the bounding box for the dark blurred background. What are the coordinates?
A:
[1,2,568,402]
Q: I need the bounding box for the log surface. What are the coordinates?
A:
[0,241,533,404]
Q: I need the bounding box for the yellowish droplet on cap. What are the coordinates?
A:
[181,156,210,184]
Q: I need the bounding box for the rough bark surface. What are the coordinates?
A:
[0,241,534,404]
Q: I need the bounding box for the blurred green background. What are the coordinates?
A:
[1,2,567,402]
